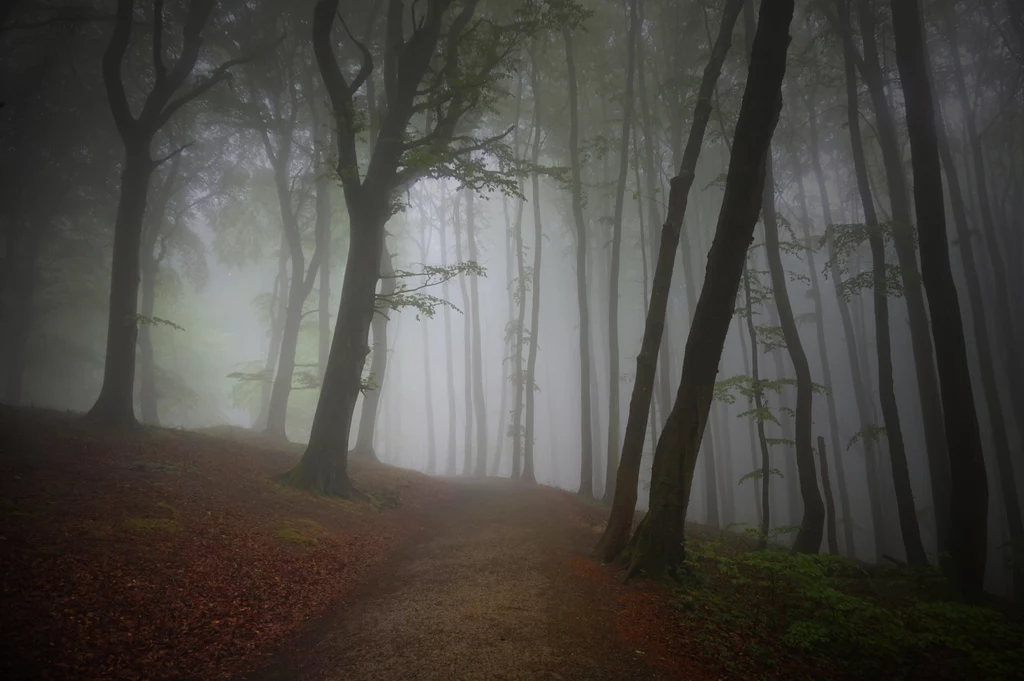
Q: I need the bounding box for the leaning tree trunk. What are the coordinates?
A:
[853,0,951,554]
[623,0,795,578]
[465,190,489,477]
[563,26,595,498]
[934,91,1024,601]
[595,0,744,562]
[86,146,155,427]
[889,0,989,601]
[353,246,396,461]
[603,0,638,505]
[289,194,387,497]
[760,152,825,555]
[522,48,545,485]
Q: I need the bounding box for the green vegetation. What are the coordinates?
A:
[273,519,323,547]
[675,534,1024,680]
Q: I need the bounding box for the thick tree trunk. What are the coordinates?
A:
[86,147,155,427]
[465,190,488,477]
[633,123,661,458]
[761,152,825,555]
[563,27,595,498]
[138,248,159,425]
[603,0,638,505]
[289,198,386,497]
[623,0,794,577]
[522,50,545,485]
[889,0,989,601]
[935,93,1024,601]
[595,0,744,562]
[353,247,395,460]
[817,436,838,555]
[4,222,40,404]
[316,174,332,378]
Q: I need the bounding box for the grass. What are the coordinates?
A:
[273,519,323,547]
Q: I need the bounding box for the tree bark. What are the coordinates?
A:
[744,267,772,548]
[454,193,475,476]
[817,436,838,555]
[934,89,1024,601]
[522,48,545,485]
[793,145,854,557]
[852,0,951,553]
[761,151,825,555]
[464,189,488,477]
[87,147,154,427]
[258,236,289,429]
[439,197,458,476]
[603,0,639,505]
[353,246,395,460]
[563,26,595,498]
[889,0,989,600]
[595,0,744,562]
[624,0,794,577]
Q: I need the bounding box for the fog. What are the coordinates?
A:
[3,0,1023,602]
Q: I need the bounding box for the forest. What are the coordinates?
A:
[2,0,1023,679]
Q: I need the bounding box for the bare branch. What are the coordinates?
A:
[153,141,194,167]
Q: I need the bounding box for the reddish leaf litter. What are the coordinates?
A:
[0,406,450,681]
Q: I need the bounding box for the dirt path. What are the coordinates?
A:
[252,478,663,681]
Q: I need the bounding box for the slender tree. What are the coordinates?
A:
[889,0,989,600]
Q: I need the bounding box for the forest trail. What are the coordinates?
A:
[252,478,687,681]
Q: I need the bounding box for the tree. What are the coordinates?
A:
[595,0,744,562]
[562,24,595,498]
[889,0,989,601]
[624,0,795,577]
[602,0,638,505]
[88,0,267,426]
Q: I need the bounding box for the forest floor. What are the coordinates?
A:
[0,407,709,681]
[4,407,1020,681]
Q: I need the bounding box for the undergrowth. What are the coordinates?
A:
[674,534,1024,680]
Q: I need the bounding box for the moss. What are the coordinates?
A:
[33,545,65,557]
[124,517,180,533]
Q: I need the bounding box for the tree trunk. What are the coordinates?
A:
[817,436,838,555]
[624,0,794,578]
[4,221,40,404]
[889,0,989,600]
[736,291,764,528]
[138,246,159,425]
[258,237,289,429]
[760,152,825,555]
[464,190,488,477]
[595,0,744,562]
[512,184,528,479]
[522,49,545,485]
[421,307,437,474]
[492,198,514,477]
[793,149,853,557]
[832,10,887,560]
[316,174,332,378]
[86,147,155,427]
[744,267,772,548]
[289,197,386,497]
[633,121,661,459]
[353,246,395,460]
[935,90,1024,601]
[603,0,639,505]
[563,26,595,498]
[439,202,458,476]
[454,193,475,476]
[854,0,951,553]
